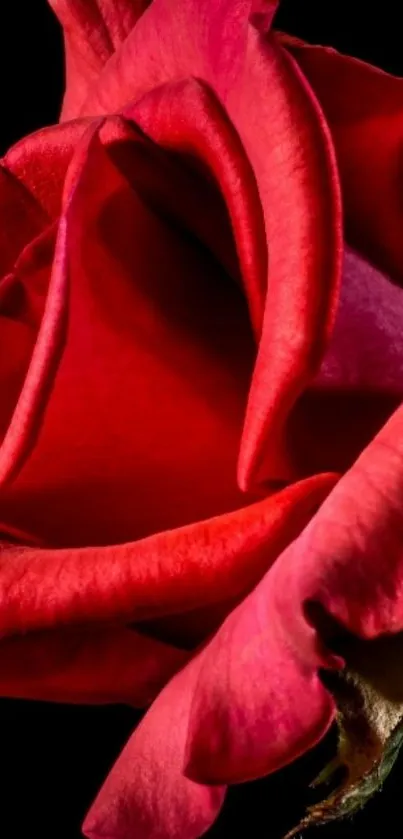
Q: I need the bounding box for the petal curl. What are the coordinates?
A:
[87,18,342,490]
[49,0,151,118]
[81,0,279,116]
[283,37,403,284]
[3,119,91,217]
[0,112,254,541]
[185,402,403,783]
[83,651,226,839]
[0,475,335,639]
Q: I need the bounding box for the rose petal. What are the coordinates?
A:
[185,401,403,783]
[318,248,403,392]
[232,35,341,488]
[91,23,342,490]
[283,37,403,284]
[83,651,226,839]
[0,226,56,450]
[81,0,279,116]
[281,249,403,476]
[4,119,91,217]
[0,112,255,540]
[0,164,47,277]
[49,0,151,118]
[0,626,187,705]
[0,474,335,638]
[125,78,267,333]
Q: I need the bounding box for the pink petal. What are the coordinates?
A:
[317,248,403,392]
[0,626,187,705]
[83,651,226,839]
[81,1,279,116]
[49,0,151,118]
[283,36,403,284]
[124,77,267,334]
[229,36,342,488]
[185,400,403,783]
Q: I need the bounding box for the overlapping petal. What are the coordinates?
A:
[0,473,335,640]
[284,37,403,284]
[49,0,152,118]
[78,3,342,490]
[83,651,226,839]
[185,401,403,783]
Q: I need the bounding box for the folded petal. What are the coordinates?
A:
[3,119,91,217]
[0,112,255,543]
[0,474,335,639]
[94,25,342,490]
[124,77,267,334]
[230,35,342,488]
[0,627,187,705]
[49,0,151,118]
[185,401,403,784]
[283,37,403,284]
[81,0,279,116]
[282,249,403,476]
[83,651,226,839]
[0,165,47,277]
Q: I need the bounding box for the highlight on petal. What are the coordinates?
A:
[282,36,403,284]
[89,26,342,491]
[83,652,226,839]
[233,34,342,489]
[0,120,102,487]
[49,0,151,118]
[185,401,403,785]
[3,119,91,217]
[0,474,335,641]
[125,77,267,333]
[81,0,279,116]
[0,626,187,705]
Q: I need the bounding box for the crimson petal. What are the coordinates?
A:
[49,0,151,118]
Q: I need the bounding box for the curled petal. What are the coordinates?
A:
[283,37,403,284]
[0,474,335,639]
[49,0,151,118]
[81,0,279,116]
[185,401,403,783]
[3,119,92,217]
[0,165,47,278]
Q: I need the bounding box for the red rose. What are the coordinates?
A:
[1,1,403,837]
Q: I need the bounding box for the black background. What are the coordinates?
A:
[0,2,402,837]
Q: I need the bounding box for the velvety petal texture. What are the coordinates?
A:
[50,0,152,117]
[185,401,403,783]
[83,653,226,839]
[1,2,403,839]
[85,404,403,836]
